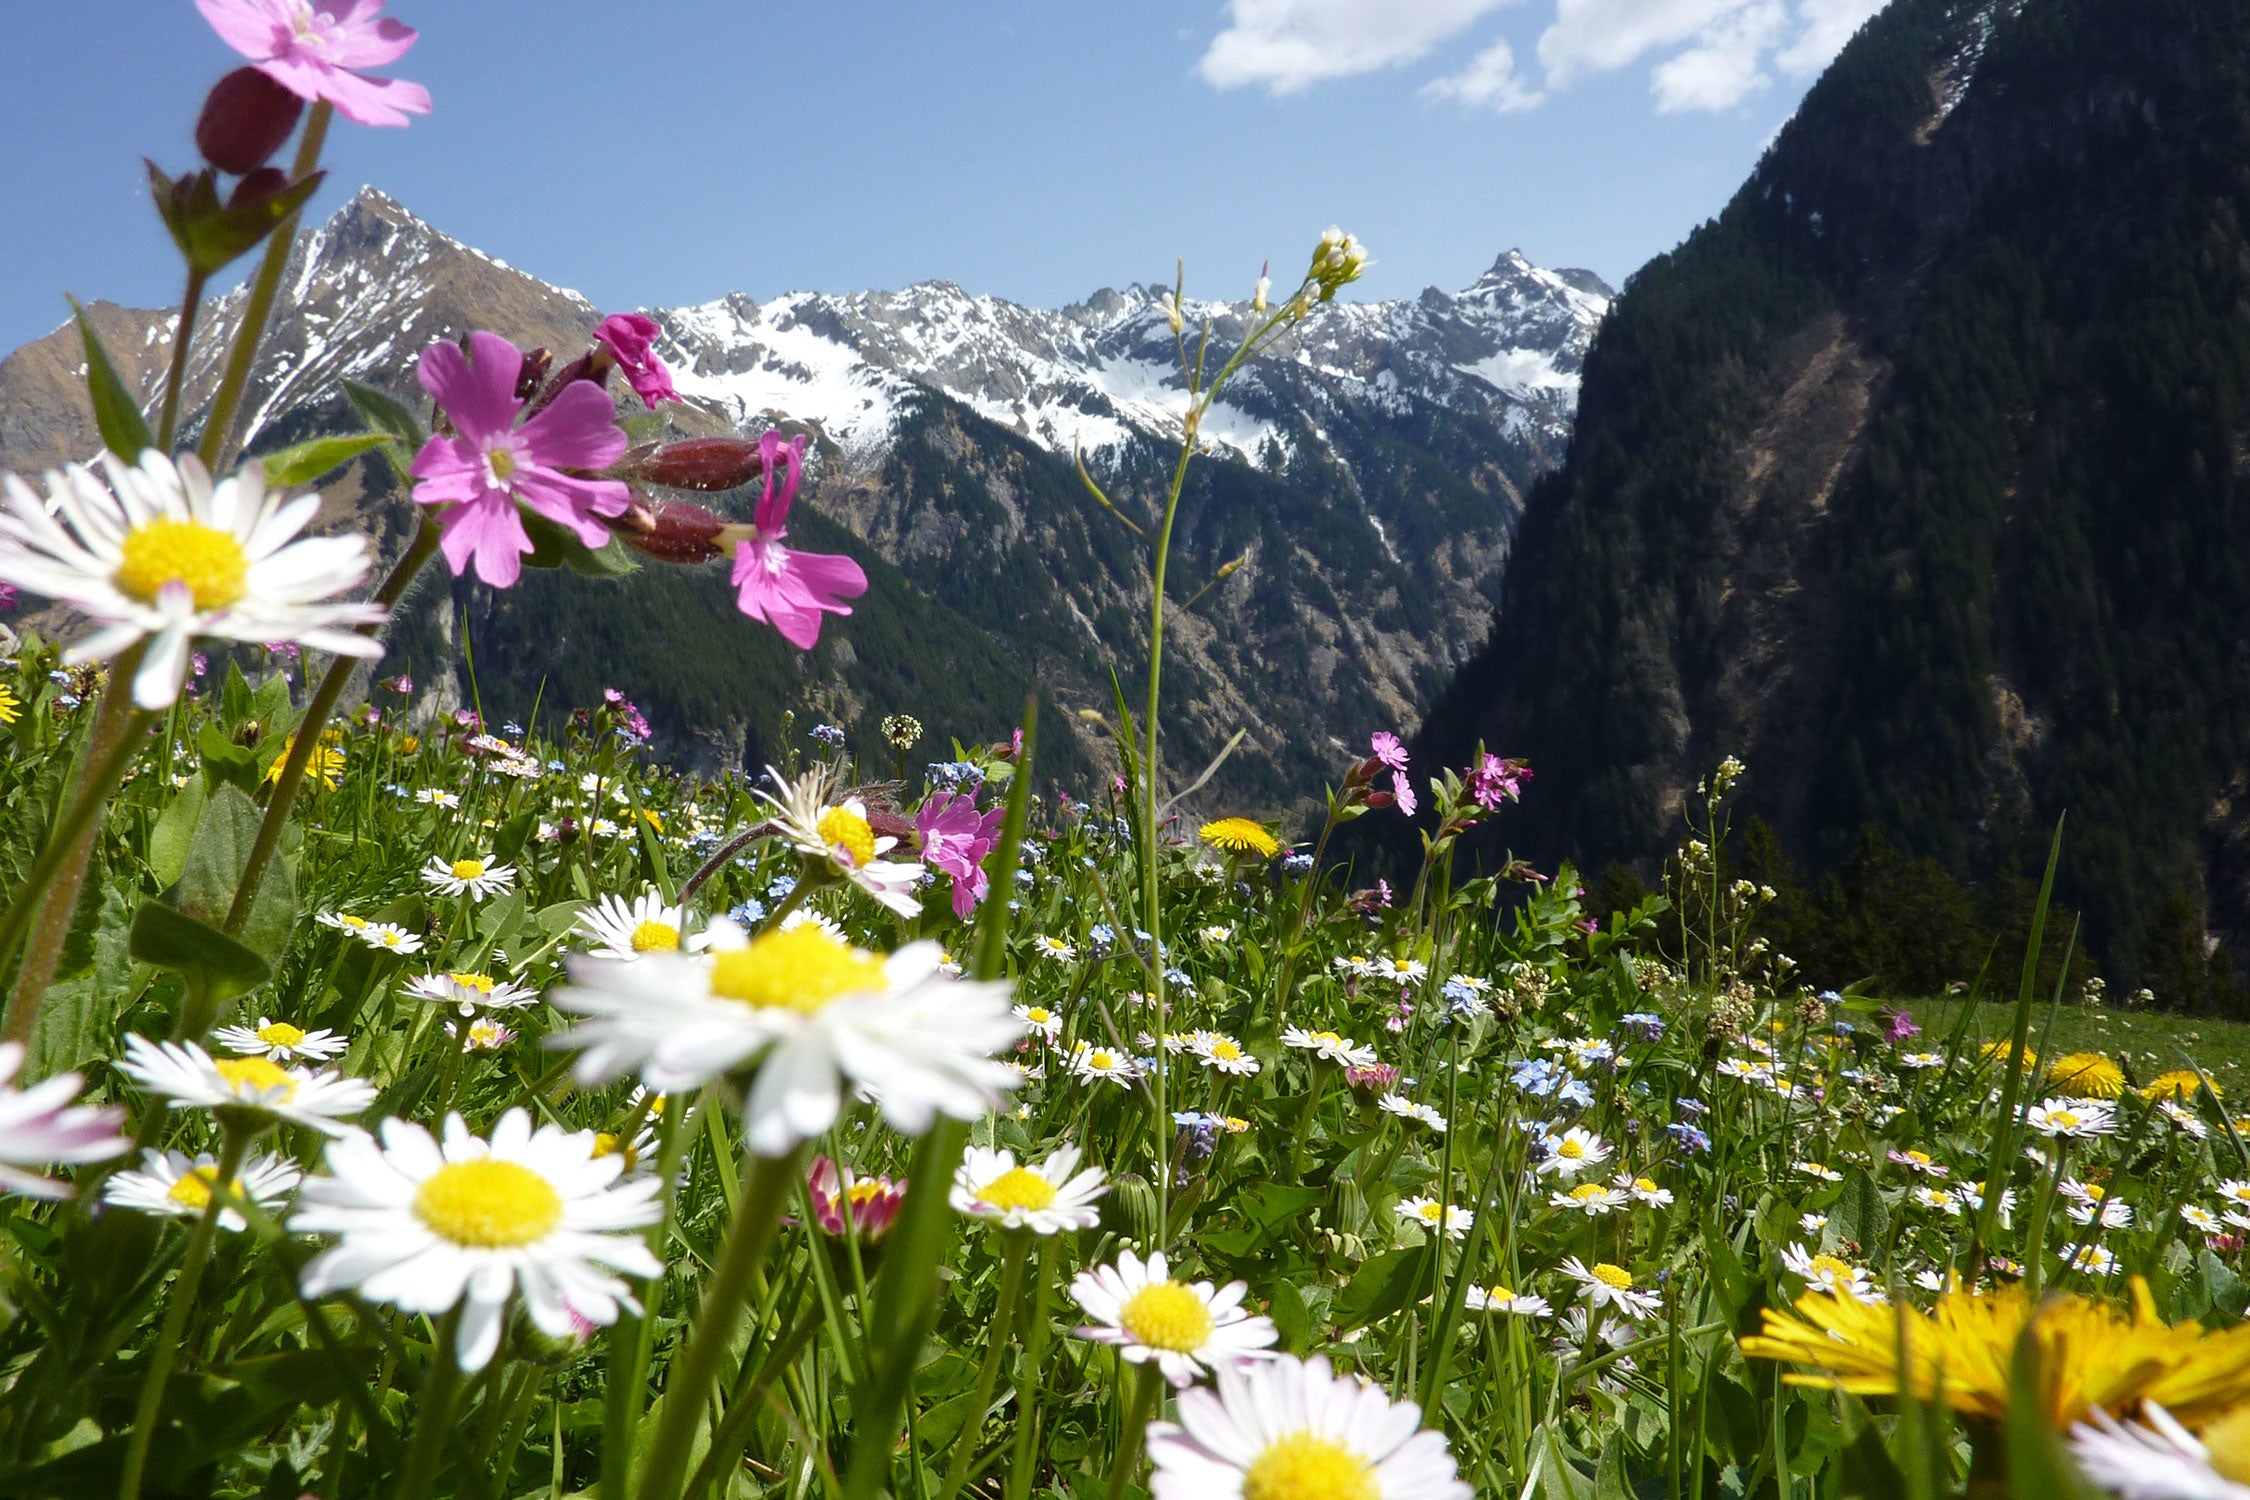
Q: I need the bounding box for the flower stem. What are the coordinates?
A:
[933,1231,1029,1500]
[156,267,209,454]
[224,515,442,938]
[633,1149,801,1500]
[1101,1362,1165,1500]
[1005,1236,1058,1500]
[196,102,332,472]
[117,1126,251,1500]
[394,1305,466,1500]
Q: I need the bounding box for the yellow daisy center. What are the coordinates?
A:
[1811,1255,1856,1281]
[1087,1050,1118,1069]
[114,517,249,610]
[1118,1280,1215,1352]
[630,920,681,952]
[816,805,877,866]
[1312,1031,1342,1047]
[1558,1139,1585,1159]
[1417,1202,1444,1224]
[451,859,487,881]
[255,1021,307,1048]
[166,1165,224,1211]
[847,1180,885,1207]
[339,914,369,929]
[1025,1008,1053,1025]
[976,1166,1058,1213]
[1242,1432,1378,1500]
[2049,1111,2083,1131]
[414,1158,563,1248]
[214,1057,296,1100]
[1635,1178,1660,1194]
[1490,1285,1516,1301]
[449,972,497,994]
[1591,1263,1635,1290]
[1210,1040,1243,1061]
[709,926,885,1016]
[1570,1183,1607,1202]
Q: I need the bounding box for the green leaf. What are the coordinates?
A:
[69,299,154,460]
[342,378,427,449]
[518,509,641,578]
[24,886,142,1081]
[147,160,326,277]
[1336,1247,1425,1329]
[1830,1171,1890,1257]
[128,901,270,992]
[256,432,386,489]
[1268,1281,1317,1353]
[174,784,295,965]
[2200,1248,2249,1319]
[147,779,209,888]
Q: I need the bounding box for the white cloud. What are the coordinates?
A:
[1649,0,1788,111]
[1534,0,1743,85]
[1774,0,1884,75]
[1199,0,1517,95]
[1422,40,1546,112]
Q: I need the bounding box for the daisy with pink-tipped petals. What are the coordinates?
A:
[410,332,630,589]
[196,0,431,128]
[729,432,867,649]
[0,1042,129,1199]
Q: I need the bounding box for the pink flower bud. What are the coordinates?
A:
[197,67,303,175]
[615,498,730,564]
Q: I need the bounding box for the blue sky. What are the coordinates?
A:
[0,0,1881,354]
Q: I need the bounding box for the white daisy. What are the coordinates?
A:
[1070,1248,1278,1388]
[1799,1212,1829,1234]
[1793,1161,1844,1182]
[1394,1197,1473,1242]
[2060,1244,2120,1278]
[446,1018,518,1051]
[1013,1003,1065,1040]
[420,854,517,900]
[1464,1285,1551,1317]
[1378,1094,1445,1131]
[212,1017,348,1063]
[1953,1181,2017,1225]
[1198,925,1233,944]
[0,1041,128,1199]
[102,1148,300,1231]
[2182,1204,2222,1232]
[755,766,921,918]
[1372,956,1427,986]
[405,971,538,1018]
[550,920,1021,1158]
[1780,1243,1883,1303]
[1910,1186,1961,1213]
[1280,1027,1378,1068]
[291,1109,663,1372]
[1332,955,1375,978]
[1145,1354,1469,1500]
[574,889,702,961]
[1032,935,1078,962]
[1551,1182,1628,1216]
[1619,1174,1673,1208]
[357,921,424,955]
[118,1035,373,1137]
[1071,1042,1144,1086]
[316,910,376,937]
[1535,1127,1611,1179]
[2026,1098,2116,1138]
[1559,1257,1662,1319]
[1193,1032,1261,1077]
[414,788,462,810]
[2071,1404,2250,1500]
[2061,1182,2133,1228]
[0,451,384,708]
[1895,1051,1948,1070]
[2162,1100,2213,1138]
[950,1144,1106,1233]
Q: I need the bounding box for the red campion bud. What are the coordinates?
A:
[196,68,304,175]
[615,498,731,564]
[514,348,554,402]
[1363,789,1396,809]
[227,167,289,210]
[629,438,770,492]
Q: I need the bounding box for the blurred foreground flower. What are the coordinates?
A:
[198,0,431,128]
[0,1041,129,1199]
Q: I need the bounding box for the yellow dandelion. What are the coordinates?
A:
[1741,1279,2250,1429]
[2049,1052,2126,1099]
[0,682,18,725]
[1979,1040,2039,1073]
[2144,1069,2219,1102]
[1198,818,1280,860]
[264,735,345,790]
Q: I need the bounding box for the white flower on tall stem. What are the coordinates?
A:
[1280,1027,1378,1068]
[1194,1031,1262,1076]
[0,451,386,708]
[103,1148,300,1231]
[405,971,538,1018]
[291,1109,663,1372]
[1070,1042,1143,1086]
[549,918,1021,1157]
[1464,1285,1551,1317]
[1559,1257,1663,1319]
[0,1041,128,1198]
[420,854,516,900]
[1070,1249,1278,1388]
[1378,1094,1444,1131]
[1145,1353,1469,1500]
[756,766,922,917]
[950,1143,1106,1233]
[119,1035,373,1136]
[1013,1003,1064,1040]
[1779,1244,1884,1304]
[1535,1127,1610,1179]
[212,1017,348,1063]
[1394,1197,1473,1242]
[2025,1098,2116,1138]
[574,888,702,961]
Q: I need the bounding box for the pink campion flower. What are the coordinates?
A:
[197,0,432,128]
[917,790,1005,919]
[1392,772,1417,817]
[1883,1008,1922,1043]
[411,331,630,589]
[1369,730,1408,771]
[594,314,678,410]
[0,1042,130,1200]
[1469,753,1531,810]
[729,432,868,649]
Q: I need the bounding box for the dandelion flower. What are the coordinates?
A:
[1197,818,1280,860]
[292,1109,662,1372]
[0,452,385,708]
[420,854,515,900]
[950,1143,1105,1233]
[0,684,18,725]
[2051,1052,2126,1099]
[550,920,1021,1157]
[1560,1257,1663,1320]
[213,1016,347,1063]
[103,1148,299,1231]
[119,1035,373,1136]
[2146,1070,2219,1102]
[1979,1040,2038,1073]
[1071,1248,1278,1387]
[1145,1353,1469,1500]
[0,1041,129,1198]
[575,888,702,961]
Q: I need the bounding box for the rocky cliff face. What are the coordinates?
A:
[1414,0,2250,983]
[0,190,1608,808]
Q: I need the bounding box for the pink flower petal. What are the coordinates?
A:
[517,380,629,472]
[198,0,289,59]
[418,333,522,443]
